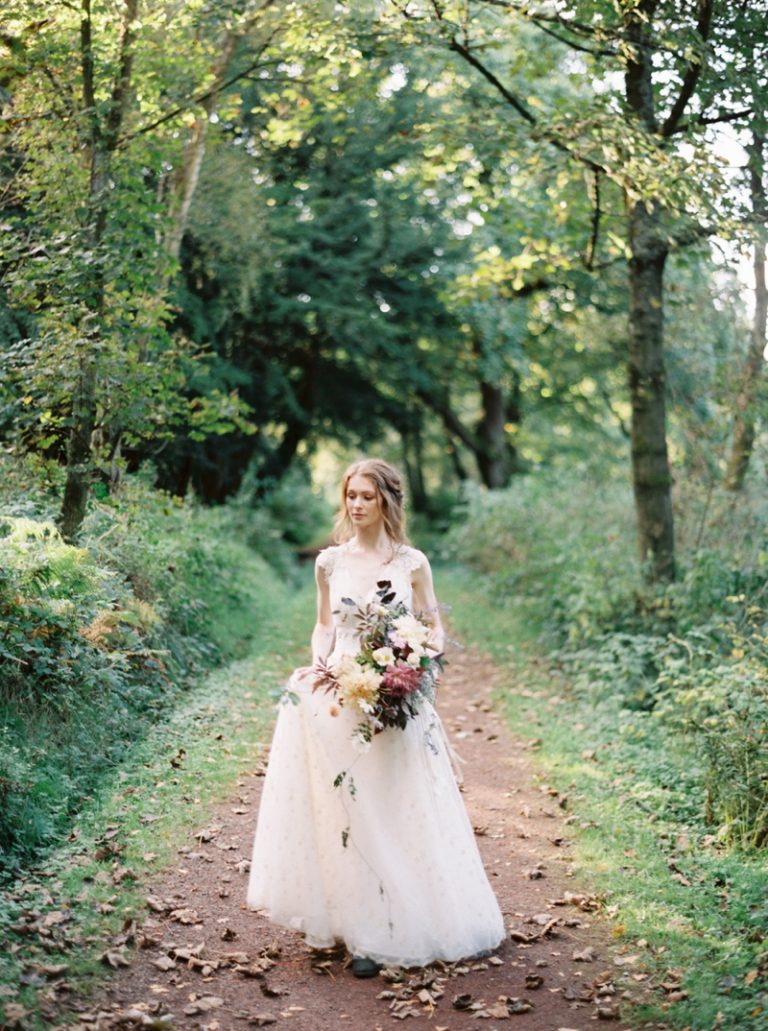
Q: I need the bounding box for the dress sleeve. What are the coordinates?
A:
[398,546,427,576]
[316,546,338,579]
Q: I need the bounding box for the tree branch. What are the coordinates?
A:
[661,0,713,137]
[585,168,601,270]
[79,0,96,128]
[104,0,139,151]
[446,35,607,175]
[531,20,617,58]
[121,37,281,146]
[669,106,754,135]
[447,35,536,125]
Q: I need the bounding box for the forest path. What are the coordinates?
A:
[57,640,640,1031]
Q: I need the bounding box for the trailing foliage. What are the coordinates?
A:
[445,474,768,850]
[0,458,291,877]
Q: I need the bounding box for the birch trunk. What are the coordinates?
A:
[725,130,767,491]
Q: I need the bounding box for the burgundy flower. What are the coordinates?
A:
[380,661,422,698]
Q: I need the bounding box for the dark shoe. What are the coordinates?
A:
[351,956,381,979]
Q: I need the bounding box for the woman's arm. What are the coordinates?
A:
[412,553,445,654]
[310,556,335,666]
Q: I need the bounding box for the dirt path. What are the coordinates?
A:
[60,645,639,1031]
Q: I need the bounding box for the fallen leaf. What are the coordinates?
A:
[452,993,477,1011]
[194,826,221,843]
[573,947,597,963]
[151,956,177,972]
[42,910,71,927]
[168,908,201,925]
[484,1001,511,1018]
[184,995,224,1015]
[28,961,69,978]
[100,949,130,969]
[260,982,288,998]
[0,1003,30,1026]
[220,951,250,966]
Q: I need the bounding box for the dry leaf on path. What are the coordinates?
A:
[150,956,176,972]
[184,994,223,1015]
[573,946,597,962]
[100,949,130,969]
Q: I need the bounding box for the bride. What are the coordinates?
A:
[246,458,504,977]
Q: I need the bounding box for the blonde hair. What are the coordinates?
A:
[333,458,409,545]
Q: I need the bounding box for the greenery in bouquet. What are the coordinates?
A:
[313,579,444,749]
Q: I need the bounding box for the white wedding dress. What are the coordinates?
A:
[246,541,505,967]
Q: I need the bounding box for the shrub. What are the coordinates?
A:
[0,466,292,877]
[446,472,768,849]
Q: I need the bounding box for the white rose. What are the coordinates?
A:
[372,646,395,666]
[392,614,430,648]
[406,651,422,667]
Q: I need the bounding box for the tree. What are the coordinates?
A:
[392,0,761,579]
[0,0,282,537]
[725,128,767,491]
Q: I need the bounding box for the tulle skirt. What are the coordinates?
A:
[246,668,505,967]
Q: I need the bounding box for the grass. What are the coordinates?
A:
[0,567,316,1030]
[436,563,768,1031]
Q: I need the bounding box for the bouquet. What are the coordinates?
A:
[312,579,443,751]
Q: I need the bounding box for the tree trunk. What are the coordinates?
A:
[59,0,139,541]
[402,426,430,514]
[725,130,767,491]
[476,380,515,488]
[446,437,468,482]
[624,0,676,581]
[627,200,675,579]
[418,385,517,489]
[164,34,239,261]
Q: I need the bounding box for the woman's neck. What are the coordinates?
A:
[350,526,393,553]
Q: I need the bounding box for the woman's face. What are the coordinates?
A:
[346,473,381,531]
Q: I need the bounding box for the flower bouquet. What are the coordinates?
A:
[312,579,443,750]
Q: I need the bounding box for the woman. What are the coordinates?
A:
[247,458,504,977]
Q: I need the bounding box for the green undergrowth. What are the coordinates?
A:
[437,563,767,1031]
[0,571,315,1030]
[0,459,304,877]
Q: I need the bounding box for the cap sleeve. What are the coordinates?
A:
[396,545,427,575]
[316,545,341,579]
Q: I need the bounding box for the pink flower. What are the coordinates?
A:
[380,661,422,698]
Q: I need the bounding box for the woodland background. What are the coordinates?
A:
[0,2,766,1029]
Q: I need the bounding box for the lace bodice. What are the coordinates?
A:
[317,540,426,644]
